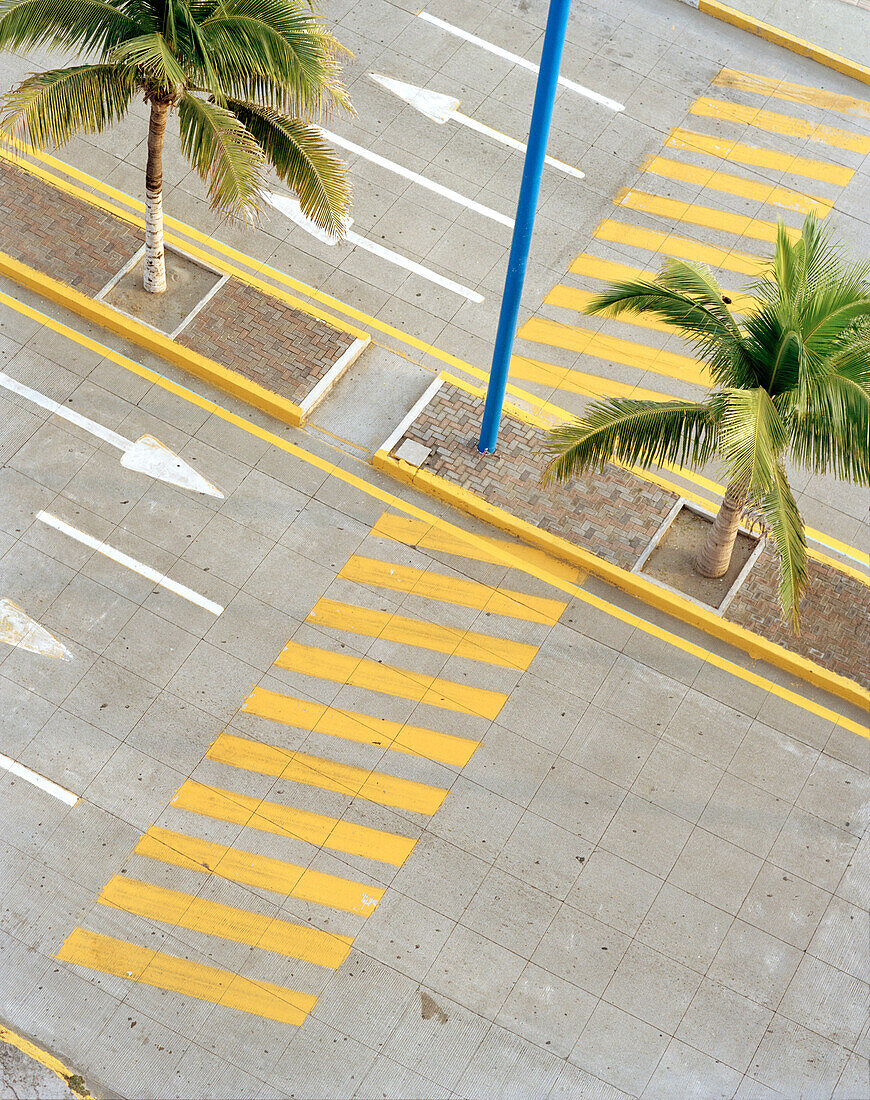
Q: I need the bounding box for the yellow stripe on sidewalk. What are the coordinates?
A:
[568,254,757,310]
[690,98,870,154]
[642,155,832,216]
[517,317,710,387]
[207,732,448,816]
[665,128,854,186]
[616,190,798,244]
[510,354,673,402]
[339,555,566,625]
[713,69,870,120]
[274,640,507,720]
[242,687,479,767]
[308,598,538,670]
[172,779,416,865]
[370,512,583,584]
[595,220,766,275]
[98,876,353,967]
[57,929,316,1025]
[135,826,383,915]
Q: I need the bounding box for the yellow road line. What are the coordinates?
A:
[371,511,583,583]
[56,929,316,1025]
[690,98,870,154]
[173,779,416,865]
[616,190,798,244]
[593,220,766,275]
[339,555,566,624]
[308,597,539,670]
[207,731,448,816]
[518,316,710,387]
[665,128,854,186]
[642,155,832,216]
[99,876,352,967]
[274,639,507,720]
[0,1025,88,1099]
[713,69,870,119]
[135,826,383,915]
[568,254,757,309]
[510,354,672,402]
[242,686,478,767]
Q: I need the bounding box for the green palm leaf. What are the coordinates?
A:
[178,92,266,218]
[111,31,187,90]
[760,463,808,632]
[718,387,788,498]
[0,0,140,52]
[0,64,135,144]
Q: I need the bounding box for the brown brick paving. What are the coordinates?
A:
[401,382,869,689]
[0,156,355,405]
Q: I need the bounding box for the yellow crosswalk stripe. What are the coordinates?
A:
[594,220,765,275]
[545,285,677,334]
[510,354,673,402]
[98,876,353,967]
[339,555,566,625]
[713,69,870,120]
[690,98,870,154]
[207,732,448,816]
[568,256,757,310]
[242,687,478,767]
[274,639,507,720]
[57,929,316,1026]
[616,190,798,244]
[517,317,710,387]
[135,826,383,915]
[172,779,417,865]
[664,128,854,186]
[370,512,583,583]
[642,155,831,216]
[307,597,538,670]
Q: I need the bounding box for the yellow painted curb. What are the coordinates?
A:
[0,251,306,428]
[0,1023,90,1097]
[372,449,869,713]
[695,0,870,85]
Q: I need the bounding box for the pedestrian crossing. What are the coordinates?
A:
[515,68,868,407]
[54,512,568,1028]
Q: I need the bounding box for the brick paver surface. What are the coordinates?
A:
[401,382,870,688]
[0,157,354,404]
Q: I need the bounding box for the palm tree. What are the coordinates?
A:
[0,0,351,293]
[543,215,870,629]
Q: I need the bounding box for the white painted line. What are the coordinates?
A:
[0,751,79,805]
[95,245,145,300]
[418,12,625,112]
[36,511,224,615]
[317,126,514,227]
[370,74,585,180]
[266,192,485,303]
[0,370,223,498]
[0,597,71,660]
[300,335,371,415]
[170,273,230,338]
[380,375,445,455]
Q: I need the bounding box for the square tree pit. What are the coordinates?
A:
[104,247,224,334]
[637,502,762,612]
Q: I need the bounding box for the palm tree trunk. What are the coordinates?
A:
[144,99,169,294]
[694,482,747,578]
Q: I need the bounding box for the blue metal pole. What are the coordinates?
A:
[478,0,572,453]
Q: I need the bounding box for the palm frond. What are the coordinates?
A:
[226,98,348,235]
[760,462,808,632]
[177,91,266,217]
[0,64,135,146]
[542,399,718,486]
[785,368,870,484]
[718,386,788,498]
[110,31,187,90]
[0,0,141,52]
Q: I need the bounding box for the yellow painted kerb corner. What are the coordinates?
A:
[0,1023,90,1097]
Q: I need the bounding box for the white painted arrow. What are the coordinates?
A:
[0,597,71,660]
[0,370,223,497]
[370,74,585,180]
[266,192,485,303]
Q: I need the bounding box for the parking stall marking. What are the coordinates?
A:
[663,128,855,185]
[712,69,870,117]
[690,97,870,152]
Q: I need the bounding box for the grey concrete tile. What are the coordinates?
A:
[494,673,589,751]
[125,690,217,772]
[692,663,767,720]
[23,963,123,1067]
[837,833,870,911]
[593,654,687,734]
[220,468,308,541]
[526,624,619,705]
[642,1037,742,1099]
[40,573,135,653]
[708,918,802,1013]
[8,419,95,492]
[699,772,791,858]
[388,832,489,921]
[633,741,723,824]
[2,864,96,955]
[166,640,260,721]
[755,692,836,751]
[460,722,554,805]
[426,776,522,863]
[61,656,161,738]
[637,882,731,973]
[768,808,858,895]
[353,1055,451,1099]
[314,950,418,1050]
[662,688,752,769]
[599,793,694,879]
[463,867,561,958]
[0,674,56,756]
[456,1024,564,1100]
[85,741,185,831]
[0,537,76,617]
[246,542,338,620]
[19,708,119,793]
[170,1046,280,1100]
[739,864,831,951]
[677,978,773,1073]
[183,512,274,589]
[79,1003,193,1100]
[669,827,762,915]
[572,1001,669,1096]
[622,626,705,687]
[352,892,455,981]
[568,848,661,936]
[797,754,870,838]
[832,1052,870,1100]
[495,812,589,901]
[102,608,199,688]
[548,1058,633,1099]
[564,705,659,788]
[495,961,597,1058]
[728,721,820,803]
[604,940,702,1035]
[531,904,630,998]
[822,723,869,773]
[530,757,625,844]
[427,924,525,1020]
[748,1015,850,1100]
[807,895,868,982]
[203,591,297,672]
[779,954,868,1051]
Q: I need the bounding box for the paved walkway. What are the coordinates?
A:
[719,0,870,66]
